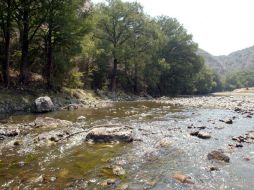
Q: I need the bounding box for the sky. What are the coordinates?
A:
[92,0,254,56]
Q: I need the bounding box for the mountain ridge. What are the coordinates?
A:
[197,46,254,75]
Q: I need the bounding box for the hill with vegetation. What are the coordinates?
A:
[198,46,254,91]
[198,46,254,76]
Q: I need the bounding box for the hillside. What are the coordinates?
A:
[198,46,254,75]
[197,49,225,75]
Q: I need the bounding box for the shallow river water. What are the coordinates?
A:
[0,101,254,190]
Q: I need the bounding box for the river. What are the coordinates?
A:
[0,100,254,189]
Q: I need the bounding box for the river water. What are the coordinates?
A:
[0,101,254,189]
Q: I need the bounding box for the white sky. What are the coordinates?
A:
[92,0,254,56]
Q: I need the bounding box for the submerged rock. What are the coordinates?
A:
[85,125,133,143]
[31,117,72,128]
[207,150,230,163]
[34,96,54,113]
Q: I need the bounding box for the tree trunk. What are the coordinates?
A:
[111,57,117,98]
[20,4,29,84]
[46,17,53,88]
[3,0,11,87]
[134,62,138,94]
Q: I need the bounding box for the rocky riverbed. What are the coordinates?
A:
[0,96,254,189]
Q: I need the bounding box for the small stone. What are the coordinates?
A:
[113,166,126,176]
[77,116,86,122]
[190,131,199,136]
[173,174,194,184]
[101,179,117,186]
[197,126,206,130]
[244,157,251,161]
[236,143,243,148]
[49,136,59,142]
[50,177,57,182]
[14,141,21,146]
[209,166,219,171]
[220,118,233,124]
[197,132,211,139]
[234,107,241,112]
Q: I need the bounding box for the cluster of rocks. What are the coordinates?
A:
[230,131,254,148]
[0,117,135,154]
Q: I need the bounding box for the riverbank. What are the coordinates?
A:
[155,94,254,113]
[0,88,153,115]
[0,88,101,114]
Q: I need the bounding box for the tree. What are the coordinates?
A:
[14,0,45,84]
[0,0,15,87]
[40,0,91,88]
[94,0,144,96]
[156,16,204,95]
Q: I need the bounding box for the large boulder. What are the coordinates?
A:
[85,125,133,143]
[34,96,54,113]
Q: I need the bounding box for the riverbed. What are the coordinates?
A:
[0,97,254,190]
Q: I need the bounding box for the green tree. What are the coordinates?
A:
[0,0,16,87]
[156,16,204,95]
[94,0,145,96]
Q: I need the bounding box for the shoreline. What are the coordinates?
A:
[0,87,254,117]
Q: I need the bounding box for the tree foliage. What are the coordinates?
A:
[0,0,224,96]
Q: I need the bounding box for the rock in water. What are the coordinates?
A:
[220,118,233,124]
[173,174,194,184]
[112,165,126,176]
[197,131,211,139]
[207,150,230,163]
[0,128,20,137]
[85,125,133,143]
[190,131,211,139]
[77,116,86,122]
[34,96,54,113]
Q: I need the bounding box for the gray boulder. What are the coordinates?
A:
[34,96,54,113]
[207,150,230,163]
[86,125,133,143]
